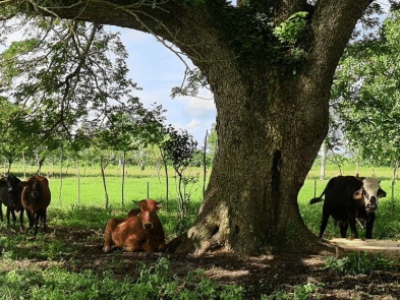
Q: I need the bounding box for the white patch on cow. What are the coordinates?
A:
[363,178,380,199]
[362,178,381,212]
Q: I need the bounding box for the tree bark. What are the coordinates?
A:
[59,147,63,207]
[101,156,110,209]
[203,130,208,200]
[159,147,169,211]
[76,157,81,205]
[7,157,12,175]
[37,156,46,175]
[8,0,374,255]
[22,151,26,178]
[122,150,126,207]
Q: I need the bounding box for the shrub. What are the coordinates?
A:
[325,252,393,275]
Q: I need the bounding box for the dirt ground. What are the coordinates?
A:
[59,229,400,299]
[2,227,400,299]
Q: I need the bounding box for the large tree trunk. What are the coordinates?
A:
[7,0,374,255]
[173,60,330,254]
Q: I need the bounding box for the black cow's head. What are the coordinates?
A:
[0,175,21,205]
[353,178,386,213]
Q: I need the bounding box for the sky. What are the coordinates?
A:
[0,0,391,148]
[114,28,216,149]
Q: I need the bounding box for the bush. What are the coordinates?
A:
[325,252,393,275]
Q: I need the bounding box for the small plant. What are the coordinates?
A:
[293,282,322,300]
[273,11,309,44]
[173,216,193,236]
[262,283,322,300]
[326,252,393,275]
[196,278,219,299]
[136,257,172,286]
[220,284,245,300]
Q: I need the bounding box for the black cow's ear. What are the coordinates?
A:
[353,189,364,200]
[378,188,387,198]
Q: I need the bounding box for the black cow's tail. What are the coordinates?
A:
[309,189,326,205]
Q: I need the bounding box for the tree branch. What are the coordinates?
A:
[7,0,234,64]
[304,0,374,85]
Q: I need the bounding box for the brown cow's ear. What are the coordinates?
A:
[19,182,28,187]
[156,200,163,210]
[378,188,387,198]
[353,189,364,200]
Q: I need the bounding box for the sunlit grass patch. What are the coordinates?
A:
[0,257,246,300]
[0,230,76,261]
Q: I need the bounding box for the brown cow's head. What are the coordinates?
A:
[19,176,46,199]
[133,199,162,230]
[353,178,386,213]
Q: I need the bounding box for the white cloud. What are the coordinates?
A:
[185,95,216,120]
[186,119,201,129]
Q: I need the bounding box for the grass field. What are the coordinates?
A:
[3,163,400,239]
[1,163,400,299]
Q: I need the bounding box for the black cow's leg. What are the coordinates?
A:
[10,209,17,227]
[318,211,330,238]
[6,207,11,226]
[339,222,348,238]
[0,203,3,222]
[349,218,358,238]
[19,209,25,229]
[366,213,375,239]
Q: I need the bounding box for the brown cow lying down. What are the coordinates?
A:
[103,199,166,253]
[19,175,51,234]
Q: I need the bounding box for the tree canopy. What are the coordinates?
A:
[2,0,400,255]
[331,11,400,167]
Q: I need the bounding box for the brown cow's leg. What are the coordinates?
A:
[41,211,48,232]
[158,242,167,252]
[124,234,142,252]
[103,218,121,253]
[34,213,40,235]
[26,210,34,230]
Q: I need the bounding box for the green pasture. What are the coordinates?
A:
[3,164,400,240]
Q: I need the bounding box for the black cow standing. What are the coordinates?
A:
[310,176,386,239]
[0,175,24,228]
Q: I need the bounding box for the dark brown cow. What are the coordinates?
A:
[310,176,386,239]
[103,199,166,253]
[19,175,51,234]
[0,175,24,228]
